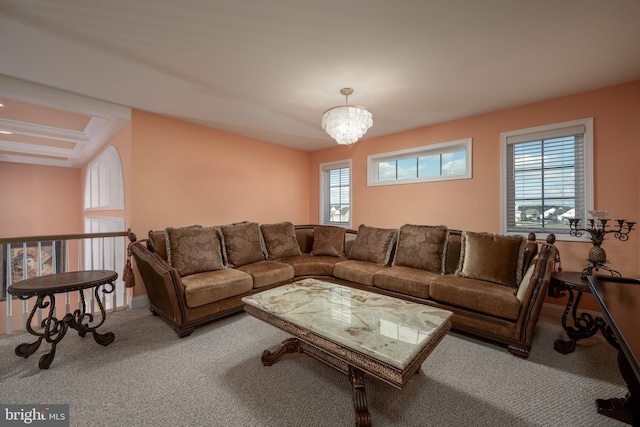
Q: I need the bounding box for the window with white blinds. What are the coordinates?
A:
[502,118,593,238]
[84,146,124,210]
[320,160,351,227]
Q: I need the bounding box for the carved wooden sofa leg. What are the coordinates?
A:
[175,326,195,338]
[508,345,531,358]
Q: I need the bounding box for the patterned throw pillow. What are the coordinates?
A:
[348,224,398,266]
[392,224,448,273]
[311,226,346,257]
[260,222,302,260]
[455,231,526,288]
[220,222,264,267]
[164,226,224,277]
[152,224,202,262]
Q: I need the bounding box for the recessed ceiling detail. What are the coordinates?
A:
[0,75,130,168]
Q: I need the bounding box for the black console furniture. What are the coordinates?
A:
[587,275,640,426]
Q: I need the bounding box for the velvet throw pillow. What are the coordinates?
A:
[164,226,224,277]
[455,231,526,288]
[220,222,264,267]
[348,224,397,266]
[311,226,346,257]
[260,222,302,260]
[392,224,448,273]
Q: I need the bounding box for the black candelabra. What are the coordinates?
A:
[568,211,634,278]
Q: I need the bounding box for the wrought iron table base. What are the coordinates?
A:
[15,283,115,369]
[552,281,618,354]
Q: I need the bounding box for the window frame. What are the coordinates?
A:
[84,146,125,211]
[367,138,472,186]
[319,159,352,228]
[500,118,594,241]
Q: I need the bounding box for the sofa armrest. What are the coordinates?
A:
[130,240,187,325]
[514,240,557,347]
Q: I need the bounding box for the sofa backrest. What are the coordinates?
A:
[148,230,168,261]
[444,230,463,274]
[146,224,538,278]
[293,225,358,256]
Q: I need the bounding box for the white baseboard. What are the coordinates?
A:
[541,302,601,319]
[130,295,149,309]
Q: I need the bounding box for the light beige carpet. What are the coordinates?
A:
[0,307,628,426]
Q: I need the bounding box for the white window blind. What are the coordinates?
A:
[503,119,593,237]
[84,146,124,210]
[320,160,351,227]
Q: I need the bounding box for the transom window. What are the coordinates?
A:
[501,118,593,239]
[368,138,472,186]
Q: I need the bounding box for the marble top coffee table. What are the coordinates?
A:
[242,278,453,426]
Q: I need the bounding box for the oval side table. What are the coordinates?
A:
[8,270,117,369]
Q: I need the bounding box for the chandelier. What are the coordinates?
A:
[321,88,373,145]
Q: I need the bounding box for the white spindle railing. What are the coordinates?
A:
[1,231,129,335]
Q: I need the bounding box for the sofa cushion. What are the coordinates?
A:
[429,274,521,320]
[333,260,387,286]
[456,231,526,288]
[373,266,439,299]
[236,260,294,288]
[181,268,253,308]
[164,226,224,277]
[260,222,302,260]
[392,224,448,273]
[150,224,202,262]
[348,225,397,266]
[279,254,346,276]
[311,225,345,257]
[220,222,265,268]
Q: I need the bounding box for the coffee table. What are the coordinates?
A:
[242,278,452,426]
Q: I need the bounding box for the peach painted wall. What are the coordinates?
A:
[310,81,640,310]
[129,110,311,237]
[0,162,83,333]
[0,163,82,237]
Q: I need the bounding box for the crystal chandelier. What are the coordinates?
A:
[322,88,373,145]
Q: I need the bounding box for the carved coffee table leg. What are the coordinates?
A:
[349,366,371,427]
[261,338,304,366]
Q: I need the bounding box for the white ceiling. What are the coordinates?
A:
[1,0,639,167]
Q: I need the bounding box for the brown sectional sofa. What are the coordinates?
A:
[129,221,557,358]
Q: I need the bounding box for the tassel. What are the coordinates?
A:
[123,238,148,288]
[123,257,135,288]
